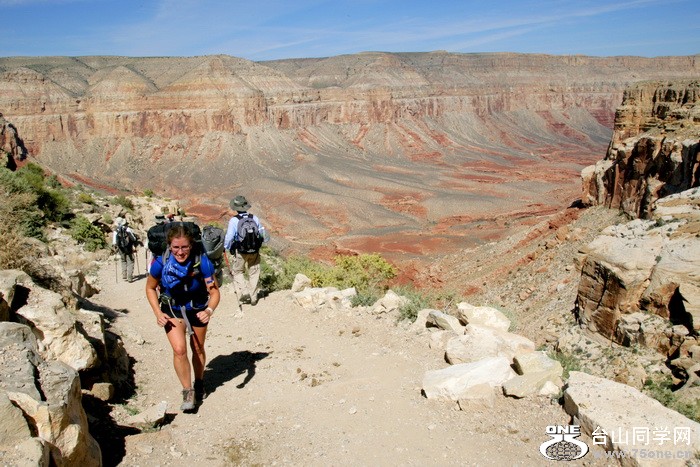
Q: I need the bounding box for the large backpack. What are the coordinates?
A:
[116,225,134,253]
[148,221,225,284]
[235,214,263,254]
[201,225,225,285]
[147,221,201,257]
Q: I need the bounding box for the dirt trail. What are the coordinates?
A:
[91,256,606,466]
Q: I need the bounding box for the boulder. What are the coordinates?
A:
[513,351,563,377]
[422,357,517,401]
[371,290,409,315]
[1,321,101,466]
[426,309,464,333]
[15,280,98,371]
[502,371,563,399]
[408,308,432,333]
[444,324,535,364]
[456,302,511,331]
[291,273,312,293]
[293,286,355,312]
[564,371,700,465]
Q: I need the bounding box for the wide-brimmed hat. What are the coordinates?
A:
[116,217,126,227]
[230,195,251,210]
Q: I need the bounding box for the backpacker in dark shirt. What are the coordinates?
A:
[116,226,135,254]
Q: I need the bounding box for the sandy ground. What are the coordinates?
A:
[90,255,612,467]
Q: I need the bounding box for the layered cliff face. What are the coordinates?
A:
[581,80,700,218]
[0,113,26,169]
[576,81,700,382]
[1,53,699,260]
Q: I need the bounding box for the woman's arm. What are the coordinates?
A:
[145,275,169,327]
[196,277,220,324]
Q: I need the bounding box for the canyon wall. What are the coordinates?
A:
[576,81,700,387]
[1,52,698,259]
[581,80,700,218]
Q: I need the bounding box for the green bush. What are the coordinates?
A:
[113,195,134,210]
[644,375,700,422]
[143,188,155,197]
[77,192,95,205]
[0,164,71,239]
[260,251,396,300]
[547,350,581,379]
[393,285,432,322]
[351,291,381,307]
[14,163,71,222]
[70,215,107,251]
[331,253,397,292]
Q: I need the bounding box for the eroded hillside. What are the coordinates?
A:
[1,53,698,267]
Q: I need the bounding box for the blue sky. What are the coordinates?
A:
[1,0,698,60]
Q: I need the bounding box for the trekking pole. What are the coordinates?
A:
[224,251,242,312]
[114,253,118,284]
[135,249,141,275]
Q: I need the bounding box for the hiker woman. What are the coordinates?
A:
[145,225,220,412]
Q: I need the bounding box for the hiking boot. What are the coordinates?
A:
[180,388,195,412]
[194,379,205,403]
[250,293,258,306]
[240,294,251,304]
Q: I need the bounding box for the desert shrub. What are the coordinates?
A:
[351,291,381,307]
[0,165,70,239]
[113,195,134,210]
[77,192,95,205]
[275,255,327,291]
[70,215,107,251]
[644,375,700,422]
[0,221,42,271]
[547,350,581,379]
[258,246,284,291]
[331,253,396,292]
[262,252,396,299]
[393,285,432,322]
[143,188,155,197]
[14,163,71,222]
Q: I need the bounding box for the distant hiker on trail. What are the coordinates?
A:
[145,224,220,412]
[224,195,268,306]
[113,217,137,283]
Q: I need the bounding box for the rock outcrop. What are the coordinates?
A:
[0,269,132,466]
[0,113,26,169]
[576,80,700,394]
[565,371,700,467]
[581,80,700,218]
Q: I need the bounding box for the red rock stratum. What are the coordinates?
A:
[2,52,698,265]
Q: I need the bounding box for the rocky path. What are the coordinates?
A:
[91,257,604,466]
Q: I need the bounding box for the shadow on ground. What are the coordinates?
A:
[82,393,140,467]
[205,351,270,394]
